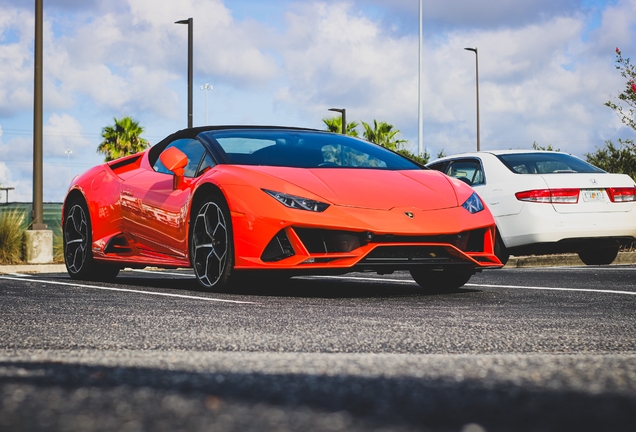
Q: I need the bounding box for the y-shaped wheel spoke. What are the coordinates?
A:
[64,204,88,274]
[192,201,228,287]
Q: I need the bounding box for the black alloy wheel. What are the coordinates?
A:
[191,194,235,290]
[64,198,120,281]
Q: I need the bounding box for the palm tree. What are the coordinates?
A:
[97,116,149,161]
[361,120,407,151]
[322,116,359,137]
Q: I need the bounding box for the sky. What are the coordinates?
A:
[1,0,635,202]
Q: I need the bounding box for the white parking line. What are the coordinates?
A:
[0,275,257,304]
[466,283,636,296]
[307,275,636,296]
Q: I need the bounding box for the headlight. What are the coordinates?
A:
[263,189,330,212]
[462,192,484,214]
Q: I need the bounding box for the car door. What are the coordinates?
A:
[121,137,215,259]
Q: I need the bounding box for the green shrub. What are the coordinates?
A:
[0,209,27,264]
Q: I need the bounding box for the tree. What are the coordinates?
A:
[97,116,149,162]
[396,148,430,165]
[322,116,359,137]
[594,48,636,179]
[361,120,408,151]
[606,48,636,133]
[532,142,560,152]
[585,139,636,180]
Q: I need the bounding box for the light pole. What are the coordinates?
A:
[464,47,480,151]
[32,0,45,229]
[175,18,193,128]
[200,84,213,125]
[418,0,423,156]
[328,108,346,135]
[64,149,72,185]
[0,187,14,204]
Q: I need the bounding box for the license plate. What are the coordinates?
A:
[582,189,605,202]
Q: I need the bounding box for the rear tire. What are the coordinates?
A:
[64,198,120,282]
[190,193,235,291]
[409,268,473,292]
[578,246,619,266]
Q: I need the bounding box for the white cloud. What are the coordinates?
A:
[1,0,636,202]
[43,113,93,156]
[0,7,35,117]
[276,2,418,127]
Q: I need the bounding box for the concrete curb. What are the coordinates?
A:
[1,252,636,275]
[0,264,66,275]
[504,251,636,268]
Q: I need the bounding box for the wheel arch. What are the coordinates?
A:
[188,182,229,263]
[190,182,228,224]
[63,188,87,220]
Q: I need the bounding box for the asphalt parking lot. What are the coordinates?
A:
[1,262,636,431]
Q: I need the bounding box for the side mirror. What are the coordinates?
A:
[159,147,188,189]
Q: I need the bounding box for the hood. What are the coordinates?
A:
[243,166,459,211]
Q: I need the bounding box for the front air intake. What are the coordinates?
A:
[261,229,295,262]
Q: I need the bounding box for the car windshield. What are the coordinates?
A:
[496,153,605,174]
[198,129,421,170]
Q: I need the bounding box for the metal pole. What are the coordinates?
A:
[328,108,346,135]
[0,187,14,204]
[32,0,45,229]
[418,0,423,156]
[200,84,212,125]
[175,18,193,128]
[65,149,72,185]
[464,47,480,151]
[341,109,346,135]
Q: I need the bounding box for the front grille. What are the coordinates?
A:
[371,228,485,253]
[359,246,459,265]
[294,228,368,253]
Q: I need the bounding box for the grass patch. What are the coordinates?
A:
[0,209,27,264]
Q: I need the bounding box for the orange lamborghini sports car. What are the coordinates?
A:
[63,126,502,291]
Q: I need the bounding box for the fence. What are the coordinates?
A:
[0,203,63,230]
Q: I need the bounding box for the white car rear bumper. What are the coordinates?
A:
[497,203,636,248]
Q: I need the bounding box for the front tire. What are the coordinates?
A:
[409,268,473,292]
[190,194,235,291]
[494,231,509,266]
[64,198,120,281]
[578,246,619,266]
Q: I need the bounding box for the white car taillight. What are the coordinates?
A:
[607,187,636,202]
[515,188,579,204]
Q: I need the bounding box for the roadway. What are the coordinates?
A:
[1,266,635,431]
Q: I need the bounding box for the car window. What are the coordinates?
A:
[202,130,421,170]
[196,152,216,176]
[496,153,604,174]
[153,138,210,178]
[444,159,485,186]
[427,161,448,172]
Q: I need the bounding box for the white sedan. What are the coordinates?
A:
[427,150,636,265]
